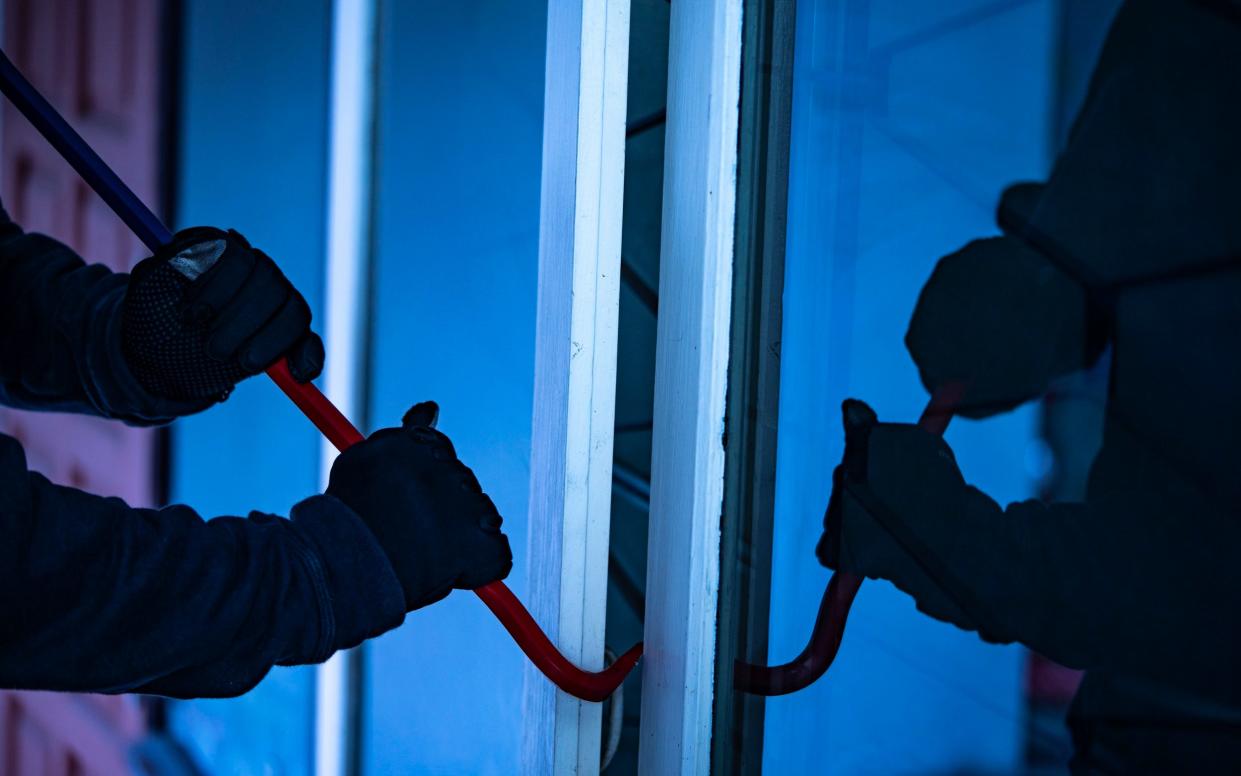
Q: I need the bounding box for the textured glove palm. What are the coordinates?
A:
[326,403,513,612]
[122,227,324,403]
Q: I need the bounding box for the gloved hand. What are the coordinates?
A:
[816,399,976,630]
[326,402,513,611]
[121,227,324,403]
[815,399,878,571]
[904,234,1095,419]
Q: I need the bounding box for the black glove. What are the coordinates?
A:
[904,235,1094,419]
[326,402,513,611]
[121,227,324,403]
[816,399,978,630]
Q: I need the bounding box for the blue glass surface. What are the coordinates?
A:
[360,3,546,774]
[169,2,332,773]
[764,1,1057,772]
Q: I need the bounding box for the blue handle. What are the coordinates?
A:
[0,49,173,251]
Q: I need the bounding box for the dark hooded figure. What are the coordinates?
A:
[0,213,512,697]
[816,0,1241,771]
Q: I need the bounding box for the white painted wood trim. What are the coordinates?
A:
[521,0,631,773]
[638,0,744,773]
[316,1,378,775]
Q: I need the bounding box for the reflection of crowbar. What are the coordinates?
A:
[0,50,640,703]
[735,387,961,696]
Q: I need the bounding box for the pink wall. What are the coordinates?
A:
[0,0,164,772]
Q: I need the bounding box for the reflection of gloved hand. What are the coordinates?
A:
[816,399,977,630]
[122,227,324,404]
[326,402,513,612]
[904,234,1095,419]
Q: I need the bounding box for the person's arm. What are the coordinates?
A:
[0,432,405,698]
[0,202,323,424]
[0,204,187,422]
[0,402,511,699]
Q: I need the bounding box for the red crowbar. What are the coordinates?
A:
[0,49,640,703]
[735,387,961,696]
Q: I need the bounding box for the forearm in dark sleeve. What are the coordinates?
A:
[837,426,1230,684]
[0,203,201,424]
[0,434,405,698]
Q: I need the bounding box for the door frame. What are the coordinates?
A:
[637,0,745,772]
[520,0,632,773]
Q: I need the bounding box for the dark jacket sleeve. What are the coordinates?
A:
[0,433,406,698]
[834,424,1240,692]
[0,202,203,424]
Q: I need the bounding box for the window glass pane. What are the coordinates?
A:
[362,3,547,772]
[715,0,1119,771]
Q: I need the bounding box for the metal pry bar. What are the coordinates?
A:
[0,48,640,703]
[734,385,961,695]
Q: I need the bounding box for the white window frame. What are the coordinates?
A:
[523,1,744,772]
[638,1,745,773]
[521,0,632,773]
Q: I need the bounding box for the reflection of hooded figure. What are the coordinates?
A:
[816,0,1241,771]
